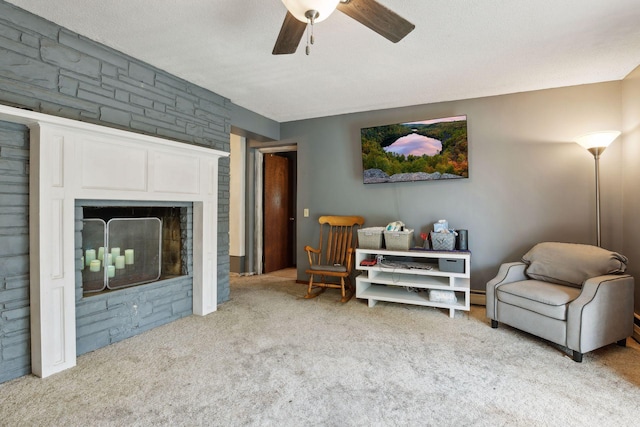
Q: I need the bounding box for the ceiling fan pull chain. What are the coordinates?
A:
[310,19,315,45]
[304,9,319,56]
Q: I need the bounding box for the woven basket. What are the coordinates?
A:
[430,231,455,251]
[358,227,385,249]
[384,229,414,251]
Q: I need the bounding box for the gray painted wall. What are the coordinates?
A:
[0,0,234,383]
[283,82,624,292]
[231,103,279,142]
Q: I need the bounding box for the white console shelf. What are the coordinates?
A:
[355,248,471,318]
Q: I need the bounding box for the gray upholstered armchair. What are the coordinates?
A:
[486,242,634,362]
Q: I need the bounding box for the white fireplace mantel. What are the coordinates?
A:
[0,105,229,378]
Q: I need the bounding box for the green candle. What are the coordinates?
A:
[125,249,134,265]
[85,249,96,266]
[115,255,125,269]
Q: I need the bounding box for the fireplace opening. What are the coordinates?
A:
[81,206,187,295]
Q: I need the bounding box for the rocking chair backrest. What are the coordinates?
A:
[317,215,365,267]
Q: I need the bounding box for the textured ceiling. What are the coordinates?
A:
[6,0,640,123]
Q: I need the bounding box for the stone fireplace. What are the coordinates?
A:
[74,202,195,355]
[0,104,228,378]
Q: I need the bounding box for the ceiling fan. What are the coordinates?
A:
[273,0,415,55]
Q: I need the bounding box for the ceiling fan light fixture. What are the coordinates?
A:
[281,0,341,23]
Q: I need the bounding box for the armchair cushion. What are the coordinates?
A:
[521,242,627,288]
[496,280,581,320]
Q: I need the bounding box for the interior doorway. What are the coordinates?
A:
[254,146,297,275]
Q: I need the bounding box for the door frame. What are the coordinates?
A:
[254,144,297,274]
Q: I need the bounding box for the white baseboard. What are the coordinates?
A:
[470,290,486,306]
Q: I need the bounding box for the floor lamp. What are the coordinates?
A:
[574,130,621,247]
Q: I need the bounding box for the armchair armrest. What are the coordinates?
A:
[486,262,528,320]
[567,274,634,354]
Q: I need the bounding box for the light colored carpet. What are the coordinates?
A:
[262,268,297,279]
[1,274,639,426]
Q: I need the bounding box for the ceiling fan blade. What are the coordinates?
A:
[273,12,307,55]
[337,0,415,43]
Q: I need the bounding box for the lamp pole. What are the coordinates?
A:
[588,147,604,247]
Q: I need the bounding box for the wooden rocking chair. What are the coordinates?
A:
[304,215,365,303]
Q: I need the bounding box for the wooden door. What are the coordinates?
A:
[264,154,290,273]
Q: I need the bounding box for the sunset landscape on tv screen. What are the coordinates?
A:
[361,115,468,184]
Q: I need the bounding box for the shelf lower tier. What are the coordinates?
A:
[356,281,470,318]
[358,271,469,290]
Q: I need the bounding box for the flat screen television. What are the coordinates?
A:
[361,115,468,184]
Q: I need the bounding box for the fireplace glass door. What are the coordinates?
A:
[82,219,107,292]
[82,218,162,293]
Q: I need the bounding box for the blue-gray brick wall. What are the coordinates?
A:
[0,1,231,383]
[74,205,194,356]
[0,120,30,384]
